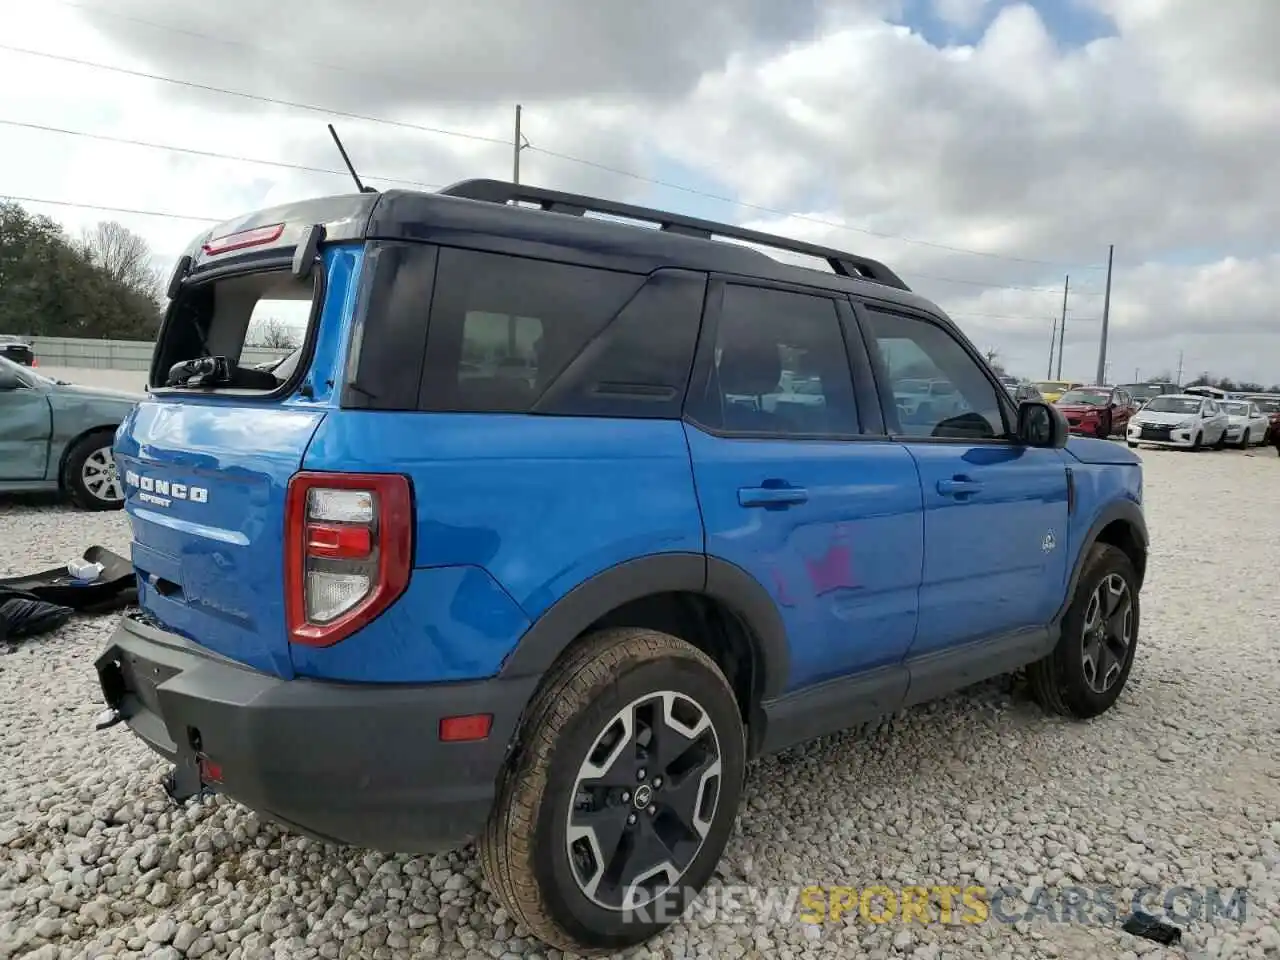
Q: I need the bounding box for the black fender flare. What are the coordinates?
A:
[497,553,791,701]
[1055,497,1148,624]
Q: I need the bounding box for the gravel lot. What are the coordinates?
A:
[1,448,1278,960]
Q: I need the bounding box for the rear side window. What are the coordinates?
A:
[688,284,860,437]
[419,249,645,413]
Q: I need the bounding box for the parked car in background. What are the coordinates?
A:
[1241,395,1280,439]
[1118,382,1178,409]
[0,356,142,509]
[1033,379,1081,403]
[999,377,1044,403]
[0,334,34,367]
[1126,393,1230,450]
[1221,399,1270,448]
[1183,385,1231,402]
[1055,385,1134,438]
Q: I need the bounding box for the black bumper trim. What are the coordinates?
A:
[94,615,538,854]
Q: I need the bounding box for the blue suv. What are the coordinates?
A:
[96,180,1147,954]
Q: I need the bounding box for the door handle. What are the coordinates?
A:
[936,476,982,497]
[739,486,809,508]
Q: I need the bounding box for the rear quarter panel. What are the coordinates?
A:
[293,412,704,682]
[47,394,138,481]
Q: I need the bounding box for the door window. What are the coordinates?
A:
[689,284,859,437]
[864,309,1008,440]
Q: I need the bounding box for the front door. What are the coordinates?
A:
[0,374,52,480]
[683,280,924,694]
[859,304,1070,656]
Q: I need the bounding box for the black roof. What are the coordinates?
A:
[182,179,937,314]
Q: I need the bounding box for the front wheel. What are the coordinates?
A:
[1028,543,1140,720]
[481,628,746,954]
[1191,431,1203,451]
[1214,428,1229,450]
[63,432,126,511]
[1238,429,1251,449]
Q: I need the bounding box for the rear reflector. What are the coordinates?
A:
[202,222,285,256]
[285,472,413,647]
[439,714,492,742]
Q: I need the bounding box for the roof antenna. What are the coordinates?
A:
[328,123,376,194]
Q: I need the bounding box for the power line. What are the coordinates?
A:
[0,44,512,147]
[1,194,222,223]
[0,119,444,190]
[0,39,1108,272]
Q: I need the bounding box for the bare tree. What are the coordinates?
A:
[78,221,159,300]
[983,348,1008,376]
[247,317,299,350]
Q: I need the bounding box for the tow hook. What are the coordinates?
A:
[93,707,123,731]
[161,761,205,805]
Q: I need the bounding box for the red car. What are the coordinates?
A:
[1054,385,1135,438]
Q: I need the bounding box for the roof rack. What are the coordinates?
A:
[437,178,910,291]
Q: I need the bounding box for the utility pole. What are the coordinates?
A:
[1175,350,1184,387]
[1095,245,1114,384]
[1048,316,1058,378]
[1056,275,1068,379]
[512,104,523,185]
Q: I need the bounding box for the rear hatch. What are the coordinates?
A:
[115,196,375,679]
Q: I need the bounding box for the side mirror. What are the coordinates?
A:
[1018,400,1068,448]
[0,368,22,391]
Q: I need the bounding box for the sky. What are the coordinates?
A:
[1,0,1277,385]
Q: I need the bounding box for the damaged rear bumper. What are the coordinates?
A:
[93,614,537,853]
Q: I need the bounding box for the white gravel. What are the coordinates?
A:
[2,449,1279,960]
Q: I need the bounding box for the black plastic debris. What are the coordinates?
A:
[1122,910,1182,946]
[0,546,137,614]
[0,587,74,645]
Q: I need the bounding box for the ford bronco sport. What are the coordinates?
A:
[95,180,1148,954]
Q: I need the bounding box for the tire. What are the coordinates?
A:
[1191,431,1203,451]
[1126,441,1138,449]
[1239,429,1250,450]
[1028,543,1140,720]
[481,627,746,955]
[1214,428,1229,450]
[62,431,125,511]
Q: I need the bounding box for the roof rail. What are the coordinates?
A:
[437,178,910,291]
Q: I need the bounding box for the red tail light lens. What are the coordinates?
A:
[285,472,413,647]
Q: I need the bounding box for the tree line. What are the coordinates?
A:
[0,201,168,341]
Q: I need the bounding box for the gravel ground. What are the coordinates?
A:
[1,448,1278,960]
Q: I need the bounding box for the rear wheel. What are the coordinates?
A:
[1029,543,1140,720]
[63,431,125,511]
[481,628,745,954]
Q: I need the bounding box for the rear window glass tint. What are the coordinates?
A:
[420,248,644,413]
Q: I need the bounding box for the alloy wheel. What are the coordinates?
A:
[81,447,124,503]
[565,690,722,912]
[1081,573,1133,694]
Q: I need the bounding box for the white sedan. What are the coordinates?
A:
[1126,394,1231,450]
[1222,399,1271,448]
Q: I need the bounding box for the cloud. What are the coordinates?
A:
[2,0,1277,384]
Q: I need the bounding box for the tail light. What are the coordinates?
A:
[285,472,413,647]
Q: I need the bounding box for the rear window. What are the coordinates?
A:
[152,270,315,392]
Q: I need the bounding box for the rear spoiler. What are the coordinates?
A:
[167,193,379,296]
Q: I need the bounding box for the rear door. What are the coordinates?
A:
[683,279,923,694]
[858,302,1070,655]
[113,244,364,679]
